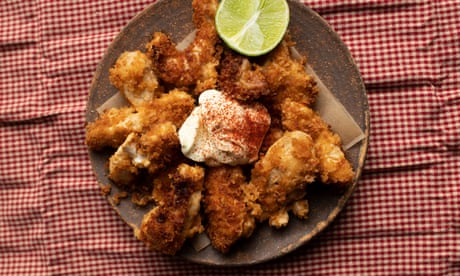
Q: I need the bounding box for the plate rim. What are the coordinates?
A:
[85,0,370,266]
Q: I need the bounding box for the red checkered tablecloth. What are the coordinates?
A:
[1,0,459,275]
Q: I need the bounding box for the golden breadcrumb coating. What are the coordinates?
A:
[85,106,141,150]
[281,99,327,140]
[260,126,284,154]
[218,48,270,101]
[249,131,318,228]
[203,166,256,253]
[137,122,181,175]
[108,121,180,178]
[136,163,205,255]
[107,133,141,186]
[136,89,195,129]
[262,35,318,111]
[147,0,221,94]
[281,99,354,185]
[290,199,309,219]
[315,130,355,185]
[85,89,194,151]
[109,50,161,107]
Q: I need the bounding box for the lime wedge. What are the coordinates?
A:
[215,0,290,56]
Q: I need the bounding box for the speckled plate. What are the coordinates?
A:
[86,0,370,266]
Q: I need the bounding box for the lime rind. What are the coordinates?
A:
[216,0,290,56]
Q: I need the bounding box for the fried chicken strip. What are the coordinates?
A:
[249,131,318,228]
[281,99,354,185]
[136,163,205,255]
[107,132,141,186]
[107,121,182,186]
[86,89,194,151]
[137,122,181,174]
[104,89,194,188]
[109,50,161,107]
[147,0,220,94]
[218,49,270,101]
[136,88,195,129]
[262,35,318,110]
[85,106,142,150]
[203,166,256,253]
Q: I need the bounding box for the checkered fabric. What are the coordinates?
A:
[1,0,459,275]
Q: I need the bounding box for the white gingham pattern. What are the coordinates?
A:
[1,0,459,275]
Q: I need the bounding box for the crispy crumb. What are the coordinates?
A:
[100,184,111,196]
[112,191,129,205]
[131,191,153,206]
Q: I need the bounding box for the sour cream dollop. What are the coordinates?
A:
[178,89,271,166]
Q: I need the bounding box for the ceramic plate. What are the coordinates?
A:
[86,0,370,266]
